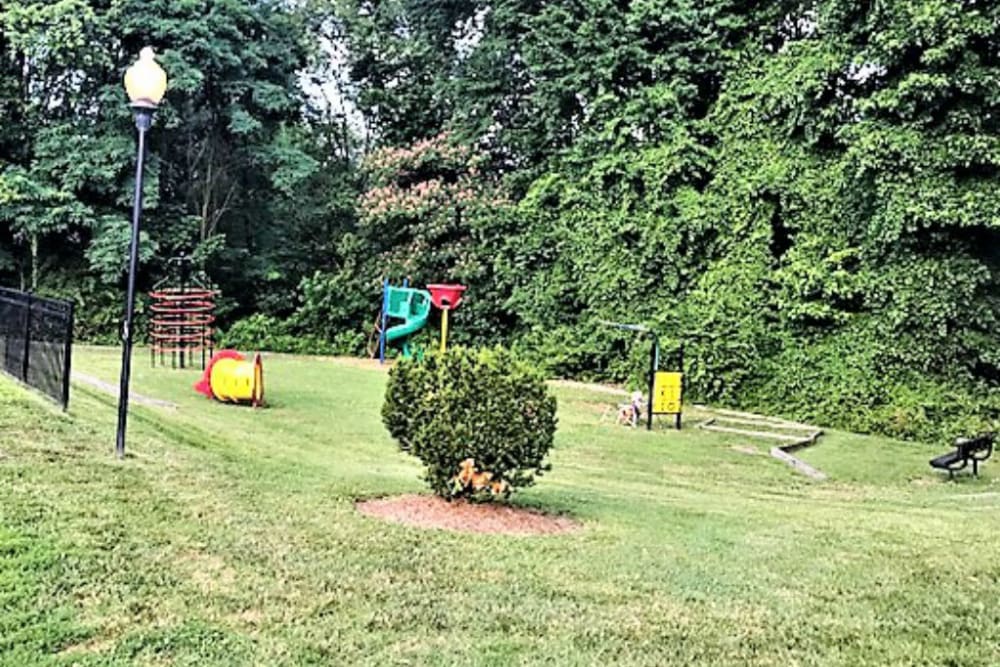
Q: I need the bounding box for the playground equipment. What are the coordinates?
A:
[149,255,215,370]
[427,284,467,353]
[602,321,683,430]
[375,280,467,362]
[377,279,432,362]
[194,350,264,407]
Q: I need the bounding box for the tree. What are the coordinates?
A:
[0,0,344,332]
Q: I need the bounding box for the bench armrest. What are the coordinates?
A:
[973,440,994,460]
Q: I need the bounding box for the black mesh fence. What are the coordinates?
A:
[0,288,75,409]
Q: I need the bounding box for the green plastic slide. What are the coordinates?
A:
[384,287,432,347]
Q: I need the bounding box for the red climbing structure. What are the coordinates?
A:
[149,256,216,369]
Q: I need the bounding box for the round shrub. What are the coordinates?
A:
[382,347,557,500]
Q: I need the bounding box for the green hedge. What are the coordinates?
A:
[219,314,364,356]
[382,347,557,500]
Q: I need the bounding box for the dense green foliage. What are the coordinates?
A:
[337,0,1000,441]
[301,131,516,346]
[383,347,557,499]
[3,0,998,441]
[0,0,355,335]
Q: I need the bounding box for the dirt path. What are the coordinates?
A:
[72,372,178,409]
[548,379,629,396]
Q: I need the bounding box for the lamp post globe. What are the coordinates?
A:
[116,48,167,459]
[124,47,167,109]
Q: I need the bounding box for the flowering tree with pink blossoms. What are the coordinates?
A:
[356,132,515,340]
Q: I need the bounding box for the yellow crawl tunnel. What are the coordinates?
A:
[194,350,264,407]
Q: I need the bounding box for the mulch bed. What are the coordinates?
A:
[356,494,581,536]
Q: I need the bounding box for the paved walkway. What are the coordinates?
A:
[71,372,178,409]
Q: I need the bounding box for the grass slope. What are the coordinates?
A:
[1,346,998,666]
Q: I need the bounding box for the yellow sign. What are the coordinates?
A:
[652,371,683,414]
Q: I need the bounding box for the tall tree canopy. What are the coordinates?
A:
[0,0,351,333]
[2,0,998,440]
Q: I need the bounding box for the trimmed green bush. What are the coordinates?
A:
[219,314,365,356]
[382,347,557,500]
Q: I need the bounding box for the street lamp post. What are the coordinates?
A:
[116,47,167,459]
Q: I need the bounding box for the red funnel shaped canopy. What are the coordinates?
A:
[427,283,467,310]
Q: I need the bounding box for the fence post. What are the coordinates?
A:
[61,301,75,410]
[21,293,32,382]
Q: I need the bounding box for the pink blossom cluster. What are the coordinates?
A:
[363,131,472,174]
[411,179,445,198]
[360,179,446,220]
[359,176,502,223]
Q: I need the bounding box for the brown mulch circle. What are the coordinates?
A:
[356,494,581,536]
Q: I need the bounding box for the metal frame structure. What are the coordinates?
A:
[149,256,216,370]
[601,321,683,431]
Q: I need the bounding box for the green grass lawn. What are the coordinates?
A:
[2,346,999,666]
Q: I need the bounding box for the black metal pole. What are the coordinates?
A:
[116,106,154,459]
[647,331,658,431]
[21,293,32,383]
[61,300,74,411]
[179,268,186,370]
[676,344,684,430]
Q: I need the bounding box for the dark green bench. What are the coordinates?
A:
[930,433,994,478]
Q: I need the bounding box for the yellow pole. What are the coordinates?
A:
[440,307,450,353]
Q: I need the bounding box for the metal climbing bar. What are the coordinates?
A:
[149,256,216,370]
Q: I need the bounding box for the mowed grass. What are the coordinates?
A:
[2,345,999,666]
